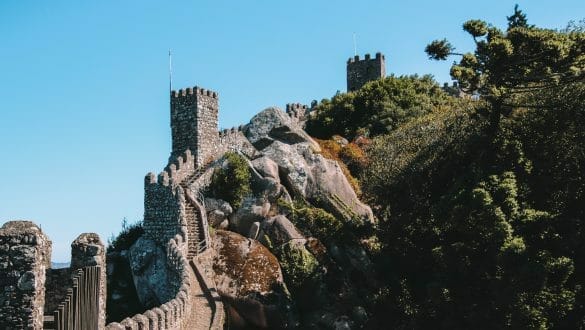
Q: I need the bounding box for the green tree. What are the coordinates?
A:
[425,6,585,130]
[361,51,584,327]
[306,75,460,140]
[507,4,531,30]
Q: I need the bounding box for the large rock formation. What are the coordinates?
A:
[127,237,178,308]
[245,107,374,224]
[211,230,283,296]
[211,230,294,329]
[259,215,305,248]
[245,107,321,152]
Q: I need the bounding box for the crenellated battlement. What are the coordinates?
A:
[286,103,308,113]
[171,86,218,99]
[347,52,385,63]
[105,230,195,330]
[347,52,386,91]
[286,103,310,128]
[218,125,245,138]
[145,149,197,191]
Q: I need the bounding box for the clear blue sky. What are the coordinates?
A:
[1,0,582,261]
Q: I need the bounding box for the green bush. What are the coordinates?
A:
[276,242,319,292]
[280,199,346,244]
[210,152,251,209]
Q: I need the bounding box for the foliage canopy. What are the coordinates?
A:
[425,6,585,129]
[306,75,461,140]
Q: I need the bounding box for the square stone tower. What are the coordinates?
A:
[347,52,386,92]
[170,87,219,166]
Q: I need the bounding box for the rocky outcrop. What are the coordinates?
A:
[259,215,305,248]
[229,197,272,235]
[251,156,280,180]
[212,230,283,296]
[128,237,178,308]
[205,197,233,228]
[105,251,143,323]
[244,108,374,224]
[176,106,377,329]
[245,107,321,152]
[211,230,294,329]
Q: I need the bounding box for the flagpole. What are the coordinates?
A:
[169,49,173,95]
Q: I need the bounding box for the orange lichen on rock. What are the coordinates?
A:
[212,230,283,296]
[314,136,369,197]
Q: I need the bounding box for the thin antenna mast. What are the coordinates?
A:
[353,33,357,56]
[169,49,173,94]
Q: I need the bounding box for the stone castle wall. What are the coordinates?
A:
[347,52,386,92]
[0,221,107,330]
[286,103,309,127]
[0,221,51,330]
[170,87,219,167]
[144,148,208,251]
[195,91,220,166]
[144,171,186,249]
[218,126,259,160]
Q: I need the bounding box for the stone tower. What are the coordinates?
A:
[346,52,386,92]
[170,86,219,166]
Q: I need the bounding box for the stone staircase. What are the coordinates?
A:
[184,201,203,258]
[181,164,208,188]
[179,162,212,258]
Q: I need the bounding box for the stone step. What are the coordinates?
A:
[43,315,55,329]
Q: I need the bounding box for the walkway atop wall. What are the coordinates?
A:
[184,259,214,329]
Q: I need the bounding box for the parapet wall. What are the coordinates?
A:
[218,126,260,161]
[144,148,201,248]
[171,87,219,99]
[106,232,194,330]
[286,103,308,118]
[144,171,187,248]
[165,149,196,185]
[0,221,51,330]
[286,103,309,127]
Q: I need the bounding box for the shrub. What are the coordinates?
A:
[281,199,345,244]
[276,242,319,292]
[210,152,251,209]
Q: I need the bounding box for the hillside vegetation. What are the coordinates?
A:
[306,8,585,329]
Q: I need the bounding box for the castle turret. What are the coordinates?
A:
[347,52,386,92]
[170,87,219,166]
